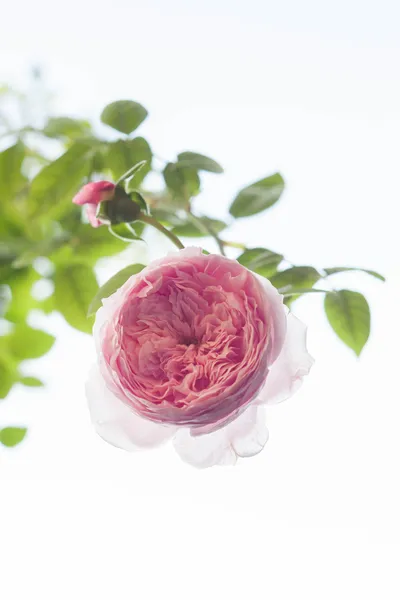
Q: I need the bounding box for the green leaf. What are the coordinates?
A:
[54,263,98,333]
[270,266,321,305]
[163,163,200,204]
[117,160,147,186]
[130,221,145,238]
[101,101,148,135]
[229,173,284,218]
[6,324,55,360]
[11,231,70,268]
[324,267,385,282]
[282,288,327,297]
[0,240,18,265]
[0,427,27,447]
[0,144,27,234]
[55,223,126,267]
[324,290,370,356]
[0,238,32,267]
[0,356,17,399]
[88,264,145,316]
[177,152,223,174]
[130,191,148,213]
[35,293,55,315]
[270,266,321,292]
[0,142,25,203]
[237,248,283,278]
[108,223,144,242]
[3,267,40,322]
[171,217,226,238]
[43,117,92,140]
[29,141,94,219]
[150,209,185,227]
[20,376,44,387]
[0,285,11,317]
[106,138,152,185]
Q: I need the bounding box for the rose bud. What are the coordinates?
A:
[73,182,142,227]
[72,181,116,228]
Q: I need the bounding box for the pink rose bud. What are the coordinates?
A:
[87,248,314,468]
[72,181,115,228]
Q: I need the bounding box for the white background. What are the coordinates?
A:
[1,1,399,598]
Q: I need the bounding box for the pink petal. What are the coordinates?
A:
[85,204,104,228]
[173,405,268,468]
[258,312,314,405]
[173,427,237,468]
[228,405,269,457]
[72,181,115,206]
[86,366,176,450]
[253,271,287,364]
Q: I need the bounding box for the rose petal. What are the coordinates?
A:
[85,204,103,228]
[173,427,237,468]
[258,312,314,405]
[72,181,115,206]
[228,405,269,457]
[86,366,176,450]
[253,271,287,364]
[173,405,268,467]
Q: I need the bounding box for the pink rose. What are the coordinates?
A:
[72,181,115,227]
[87,247,313,467]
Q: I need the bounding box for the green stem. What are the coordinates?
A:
[221,240,246,250]
[186,212,226,256]
[139,213,184,250]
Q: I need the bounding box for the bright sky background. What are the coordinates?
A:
[1,1,400,598]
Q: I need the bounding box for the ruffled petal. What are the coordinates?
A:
[253,272,287,364]
[86,366,176,450]
[173,405,268,468]
[228,406,269,457]
[258,312,314,405]
[173,427,237,468]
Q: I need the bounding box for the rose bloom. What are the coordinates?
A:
[87,247,313,467]
[72,181,115,227]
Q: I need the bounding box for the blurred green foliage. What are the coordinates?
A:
[0,75,384,446]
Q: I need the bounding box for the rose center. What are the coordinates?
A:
[181,336,199,346]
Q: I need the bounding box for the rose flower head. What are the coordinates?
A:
[87,248,314,467]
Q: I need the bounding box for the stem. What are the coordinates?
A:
[139,213,184,250]
[186,212,226,256]
[221,240,246,250]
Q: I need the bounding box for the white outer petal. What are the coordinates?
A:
[228,406,269,457]
[173,405,268,468]
[86,366,176,451]
[258,312,314,405]
[253,271,287,364]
